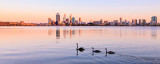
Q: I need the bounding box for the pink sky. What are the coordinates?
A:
[0,0,159,23]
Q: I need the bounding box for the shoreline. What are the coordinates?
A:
[0,25,160,27]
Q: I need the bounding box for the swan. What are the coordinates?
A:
[76,43,85,51]
[92,47,101,53]
[105,48,115,54]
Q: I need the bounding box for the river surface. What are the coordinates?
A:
[0,26,160,64]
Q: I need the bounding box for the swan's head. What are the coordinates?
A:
[92,47,94,49]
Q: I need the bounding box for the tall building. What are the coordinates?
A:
[114,20,118,25]
[72,17,75,24]
[132,19,137,26]
[56,13,60,25]
[63,14,66,21]
[120,17,122,25]
[100,19,103,24]
[79,17,81,24]
[151,16,157,26]
[151,16,157,23]
[139,19,142,26]
[142,19,146,26]
[70,14,72,23]
[124,20,128,25]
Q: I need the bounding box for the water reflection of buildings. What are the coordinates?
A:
[48,29,52,35]
[79,30,81,36]
[151,28,157,39]
[47,28,159,41]
[63,30,67,39]
[56,29,60,39]
[48,29,82,39]
[70,30,72,38]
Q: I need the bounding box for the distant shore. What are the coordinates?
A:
[0,25,160,27]
[0,21,160,26]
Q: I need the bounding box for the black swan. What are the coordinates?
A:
[105,48,115,54]
[92,47,101,53]
[76,43,85,51]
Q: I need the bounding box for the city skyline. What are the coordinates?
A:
[0,12,159,26]
[0,0,160,23]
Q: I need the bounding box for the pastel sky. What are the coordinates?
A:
[0,0,160,23]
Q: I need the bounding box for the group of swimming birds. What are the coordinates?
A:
[76,43,115,54]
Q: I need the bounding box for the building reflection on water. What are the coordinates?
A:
[48,29,53,35]
[47,28,158,40]
[151,28,157,39]
[79,30,81,36]
[70,30,72,38]
[48,29,82,39]
[63,30,67,39]
[56,29,60,39]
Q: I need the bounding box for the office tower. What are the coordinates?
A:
[100,19,103,24]
[79,17,81,24]
[151,16,157,26]
[114,20,118,25]
[63,14,66,21]
[70,14,72,23]
[139,19,142,26]
[120,17,122,25]
[151,16,157,23]
[132,19,137,26]
[142,19,146,26]
[72,17,75,24]
[124,20,127,25]
[56,13,60,25]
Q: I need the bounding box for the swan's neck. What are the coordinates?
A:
[77,43,78,49]
[92,48,94,51]
[105,48,108,53]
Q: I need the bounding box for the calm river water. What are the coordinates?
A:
[0,26,160,64]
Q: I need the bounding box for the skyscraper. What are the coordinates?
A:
[151,16,157,23]
[56,13,60,25]
[114,20,118,25]
[124,20,127,25]
[100,19,103,24]
[120,17,122,25]
[151,16,157,26]
[63,14,66,21]
[72,17,75,24]
[142,19,146,26]
[79,17,81,24]
[132,19,137,26]
[70,14,72,24]
[139,19,142,26]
